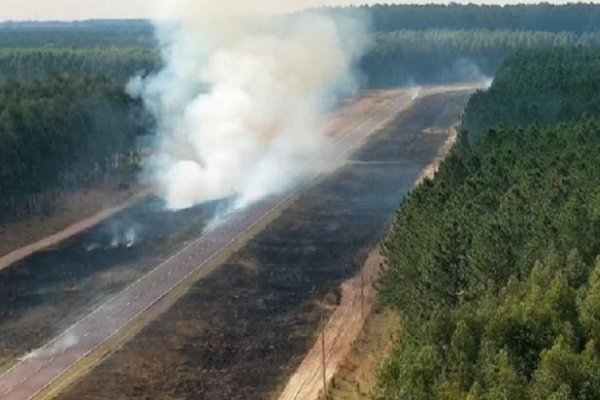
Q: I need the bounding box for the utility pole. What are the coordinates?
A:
[360,264,365,321]
[321,313,327,399]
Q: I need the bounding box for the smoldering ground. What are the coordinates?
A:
[0,196,226,366]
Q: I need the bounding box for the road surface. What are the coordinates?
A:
[0,90,417,400]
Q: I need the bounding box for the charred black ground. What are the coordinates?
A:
[0,196,230,367]
[57,91,471,400]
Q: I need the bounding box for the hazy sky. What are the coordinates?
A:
[0,0,581,21]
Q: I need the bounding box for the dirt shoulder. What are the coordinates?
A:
[0,183,151,272]
[276,249,383,400]
[327,307,401,399]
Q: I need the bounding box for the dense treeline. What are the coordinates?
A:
[5,3,600,50]
[5,30,598,88]
[0,20,154,49]
[0,25,157,221]
[351,3,600,85]
[362,30,600,87]
[5,5,600,86]
[0,76,147,221]
[378,47,600,398]
[348,3,600,34]
[0,48,158,83]
[463,47,600,138]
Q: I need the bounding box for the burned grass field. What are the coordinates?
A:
[0,197,227,371]
[57,90,472,400]
[0,88,404,377]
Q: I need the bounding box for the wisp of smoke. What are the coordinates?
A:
[128,0,368,210]
[23,332,79,360]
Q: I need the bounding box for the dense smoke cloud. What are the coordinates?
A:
[129,0,368,209]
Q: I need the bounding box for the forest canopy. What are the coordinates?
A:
[378,46,600,399]
[356,3,600,34]
[462,47,600,138]
[361,29,600,86]
[0,76,147,220]
[0,48,158,83]
[0,20,155,49]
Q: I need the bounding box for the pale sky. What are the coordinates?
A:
[0,0,582,22]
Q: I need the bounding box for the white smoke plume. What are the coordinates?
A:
[128,0,368,210]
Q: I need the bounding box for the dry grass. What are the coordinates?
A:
[327,308,402,400]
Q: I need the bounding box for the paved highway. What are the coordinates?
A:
[0,90,416,400]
